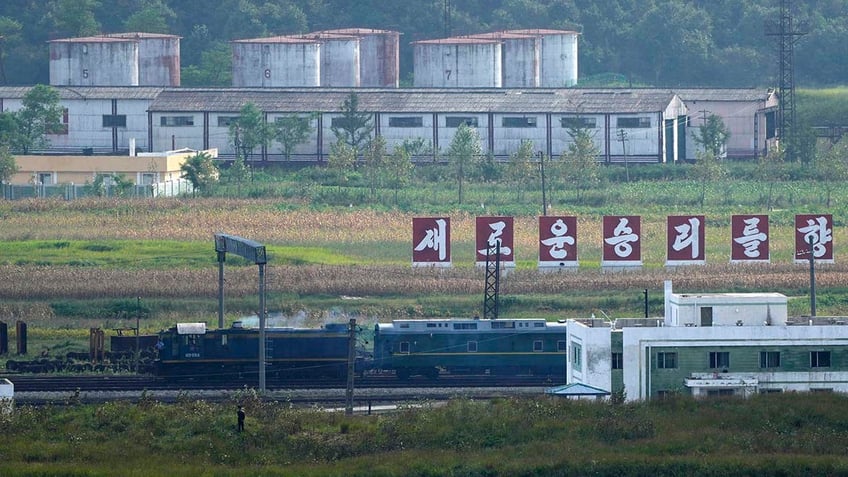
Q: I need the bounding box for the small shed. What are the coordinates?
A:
[545,383,610,399]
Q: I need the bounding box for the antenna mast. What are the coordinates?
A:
[766,0,806,161]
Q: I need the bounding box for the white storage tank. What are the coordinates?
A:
[466,32,539,87]
[413,38,502,88]
[232,36,321,87]
[0,378,12,415]
[49,36,139,86]
[319,28,400,88]
[296,33,360,87]
[105,33,181,86]
[508,29,579,87]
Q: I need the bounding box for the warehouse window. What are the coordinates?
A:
[533,340,543,352]
[571,343,582,367]
[388,116,423,128]
[560,117,596,129]
[399,342,410,354]
[617,117,651,128]
[709,351,730,369]
[102,114,126,128]
[467,341,478,352]
[217,116,239,127]
[657,352,677,369]
[811,351,831,368]
[502,116,537,128]
[612,352,623,370]
[160,116,194,127]
[446,116,478,128]
[760,351,781,368]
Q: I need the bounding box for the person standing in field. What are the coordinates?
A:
[237,405,245,432]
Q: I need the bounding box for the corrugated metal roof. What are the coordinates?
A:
[545,383,610,396]
[0,86,163,100]
[670,88,774,102]
[147,88,679,114]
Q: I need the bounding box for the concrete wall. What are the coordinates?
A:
[567,320,613,395]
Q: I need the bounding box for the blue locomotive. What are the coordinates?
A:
[155,321,354,380]
[372,318,568,380]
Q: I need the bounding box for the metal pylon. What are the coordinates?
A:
[483,241,500,320]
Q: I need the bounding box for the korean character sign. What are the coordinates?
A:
[602,215,641,268]
[731,215,769,263]
[538,216,579,269]
[794,214,834,264]
[476,216,515,268]
[412,217,451,267]
[666,215,705,266]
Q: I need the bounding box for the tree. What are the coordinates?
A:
[362,135,387,202]
[446,123,482,205]
[331,93,374,153]
[229,102,270,163]
[46,0,100,37]
[327,140,356,192]
[0,145,18,184]
[691,150,727,207]
[0,111,21,148]
[814,136,848,208]
[559,126,601,204]
[124,0,176,33]
[14,85,63,153]
[180,42,232,87]
[756,143,788,211]
[180,151,219,196]
[505,140,536,201]
[385,140,418,205]
[694,114,730,158]
[274,114,314,161]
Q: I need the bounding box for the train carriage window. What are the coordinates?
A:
[427,323,437,328]
[491,321,514,329]
[467,341,478,352]
[454,323,477,330]
[534,322,544,327]
[533,340,543,352]
[399,341,410,354]
[557,340,566,352]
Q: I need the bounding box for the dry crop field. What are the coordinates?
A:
[0,197,846,323]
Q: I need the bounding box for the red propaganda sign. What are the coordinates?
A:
[666,215,705,265]
[412,217,451,267]
[475,216,515,267]
[795,214,834,263]
[602,216,641,267]
[731,215,769,262]
[538,216,578,268]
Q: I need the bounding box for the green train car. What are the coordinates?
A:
[373,318,568,379]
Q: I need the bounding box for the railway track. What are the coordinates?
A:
[1,373,562,393]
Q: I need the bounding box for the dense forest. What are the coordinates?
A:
[0,0,845,88]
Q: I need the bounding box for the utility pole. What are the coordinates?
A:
[443,0,452,37]
[617,129,629,182]
[539,151,547,216]
[766,0,806,162]
[808,236,816,317]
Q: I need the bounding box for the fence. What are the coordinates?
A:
[1,179,194,200]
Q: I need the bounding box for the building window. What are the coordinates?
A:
[571,343,582,368]
[612,352,623,370]
[557,340,566,352]
[617,117,651,128]
[446,116,478,128]
[811,388,833,393]
[759,388,783,394]
[55,108,69,135]
[160,116,194,127]
[533,340,543,352]
[388,116,423,128]
[502,116,537,128]
[453,323,477,330]
[139,172,157,186]
[811,351,831,368]
[399,341,410,354]
[657,352,677,369]
[102,114,127,128]
[760,351,781,368]
[217,116,239,127]
[467,341,478,352]
[560,117,596,129]
[709,351,730,369]
[707,389,735,397]
[330,117,356,129]
[36,172,54,185]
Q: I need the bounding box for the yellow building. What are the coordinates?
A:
[9,148,217,186]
